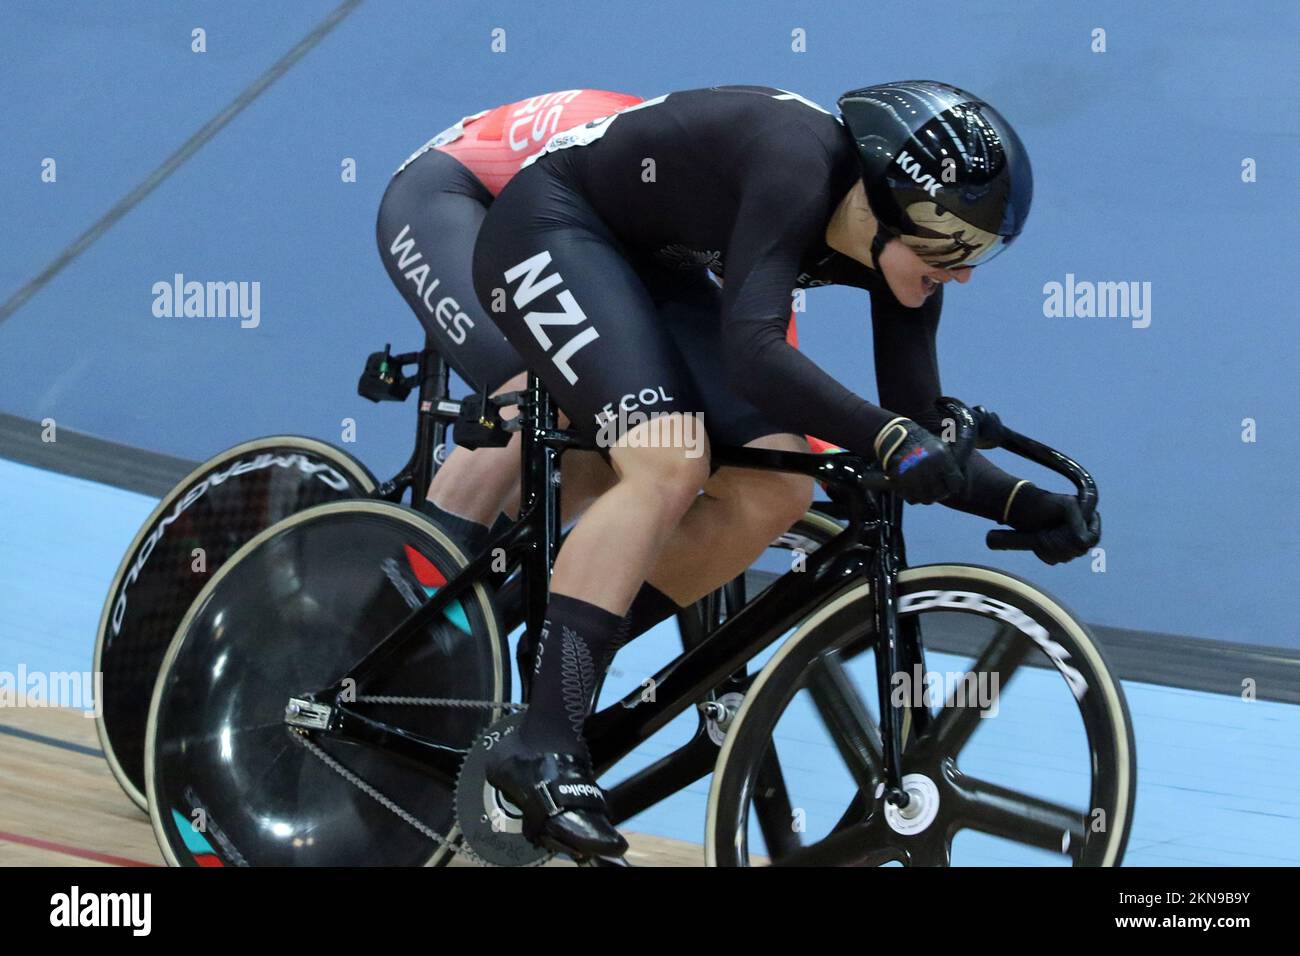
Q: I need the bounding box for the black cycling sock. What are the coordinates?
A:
[598,582,682,671]
[521,594,623,756]
[519,583,679,674]
[625,582,682,639]
[577,583,683,718]
[418,500,490,557]
[488,511,515,541]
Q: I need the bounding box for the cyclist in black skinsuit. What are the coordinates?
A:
[471,83,1101,859]
[376,90,644,552]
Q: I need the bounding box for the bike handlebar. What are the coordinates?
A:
[974,405,1098,552]
[936,397,979,472]
[359,342,1095,552]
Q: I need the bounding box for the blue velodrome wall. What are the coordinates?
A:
[2,0,1297,646]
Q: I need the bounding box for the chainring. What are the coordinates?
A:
[454,711,554,867]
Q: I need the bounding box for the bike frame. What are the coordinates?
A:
[356,338,840,641]
[304,373,979,822]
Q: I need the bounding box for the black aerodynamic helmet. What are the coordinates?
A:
[837,80,1033,268]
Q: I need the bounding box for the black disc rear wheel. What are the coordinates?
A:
[95,436,375,809]
[146,500,506,866]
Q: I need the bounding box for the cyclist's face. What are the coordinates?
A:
[826,184,973,308]
[879,239,973,308]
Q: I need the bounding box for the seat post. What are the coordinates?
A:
[409,339,450,507]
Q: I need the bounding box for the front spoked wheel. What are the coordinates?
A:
[706,564,1135,867]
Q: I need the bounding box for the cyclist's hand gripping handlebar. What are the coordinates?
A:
[974,405,1099,553]
[875,398,977,504]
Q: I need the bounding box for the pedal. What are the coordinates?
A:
[284,697,332,730]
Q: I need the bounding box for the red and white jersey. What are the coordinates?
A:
[397,89,644,196]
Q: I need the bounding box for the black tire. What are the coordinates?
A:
[94,437,375,810]
[145,500,507,866]
[706,564,1136,867]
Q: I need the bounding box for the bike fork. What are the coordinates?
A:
[871,493,911,809]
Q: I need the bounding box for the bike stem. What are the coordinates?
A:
[410,343,452,507]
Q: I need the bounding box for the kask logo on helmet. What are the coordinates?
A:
[893,150,942,197]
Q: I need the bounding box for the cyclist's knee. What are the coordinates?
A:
[707,466,813,542]
[746,472,815,538]
[611,441,711,516]
[736,433,813,535]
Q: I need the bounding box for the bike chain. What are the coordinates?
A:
[291,695,527,868]
[356,695,527,711]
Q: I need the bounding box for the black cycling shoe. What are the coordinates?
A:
[485,735,628,859]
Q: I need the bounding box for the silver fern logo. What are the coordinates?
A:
[559,627,597,736]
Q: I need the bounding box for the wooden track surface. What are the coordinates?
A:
[0,705,159,866]
[0,704,703,867]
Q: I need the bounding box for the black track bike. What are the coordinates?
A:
[144,376,1134,866]
[95,341,838,810]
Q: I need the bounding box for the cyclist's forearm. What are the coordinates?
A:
[903,405,1023,522]
[945,450,1027,523]
[725,327,894,453]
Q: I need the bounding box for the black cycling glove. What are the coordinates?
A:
[872,418,964,505]
[1006,486,1102,565]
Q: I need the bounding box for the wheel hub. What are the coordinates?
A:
[880,773,940,836]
